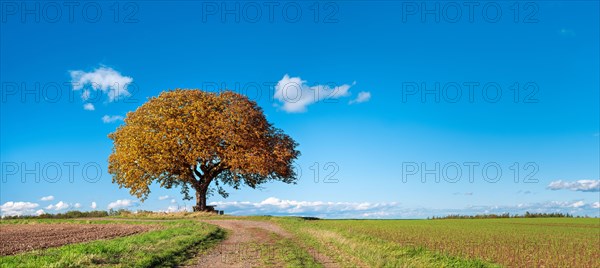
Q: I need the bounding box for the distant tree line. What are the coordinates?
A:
[1,210,109,219]
[1,209,202,219]
[429,211,586,219]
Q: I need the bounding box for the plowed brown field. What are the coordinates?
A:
[0,223,155,255]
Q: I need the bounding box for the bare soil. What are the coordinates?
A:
[0,223,154,256]
[184,220,339,268]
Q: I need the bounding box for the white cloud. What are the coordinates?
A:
[83,103,95,111]
[158,195,170,201]
[547,180,600,192]
[46,201,70,211]
[82,90,91,101]
[70,66,133,103]
[0,202,40,217]
[569,201,585,208]
[349,91,371,104]
[40,195,54,201]
[468,200,595,214]
[274,74,354,113]
[170,199,177,204]
[102,115,124,123]
[210,197,401,218]
[74,203,82,209]
[592,202,600,209]
[208,197,600,219]
[161,205,187,213]
[91,202,97,209]
[107,199,137,210]
[35,209,45,216]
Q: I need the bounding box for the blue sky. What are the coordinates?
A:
[1,1,598,218]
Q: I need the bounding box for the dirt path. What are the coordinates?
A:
[183,220,338,268]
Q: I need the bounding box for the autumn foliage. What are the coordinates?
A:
[108,89,300,211]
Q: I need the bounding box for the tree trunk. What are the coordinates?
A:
[193,183,210,212]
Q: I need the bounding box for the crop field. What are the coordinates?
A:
[1,216,598,267]
[277,217,600,267]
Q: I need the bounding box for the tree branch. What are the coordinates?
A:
[191,165,204,189]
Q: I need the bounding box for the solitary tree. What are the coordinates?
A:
[108,89,300,211]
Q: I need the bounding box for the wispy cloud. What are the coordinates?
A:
[91,202,97,209]
[0,202,40,217]
[471,200,597,216]
[70,66,133,105]
[40,195,54,201]
[107,199,138,210]
[349,91,371,104]
[161,205,188,213]
[211,197,400,218]
[102,115,124,123]
[547,180,600,192]
[158,195,170,201]
[274,74,354,113]
[83,103,95,111]
[558,28,576,37]
[209,197,600,219]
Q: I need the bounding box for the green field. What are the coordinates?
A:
[275,217,600,267]
[1,216,599,267]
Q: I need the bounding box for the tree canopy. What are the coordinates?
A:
[108,89,300,210]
